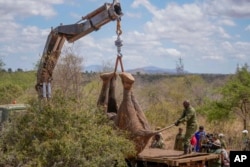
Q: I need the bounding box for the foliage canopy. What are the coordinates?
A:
[201,66,250,129]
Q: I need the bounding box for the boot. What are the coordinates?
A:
[188,146,192,154]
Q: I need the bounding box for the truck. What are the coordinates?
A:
[134,148,220,167]
[0,104,28,130]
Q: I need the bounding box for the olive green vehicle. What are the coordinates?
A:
[0,104,28,129]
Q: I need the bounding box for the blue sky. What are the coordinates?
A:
[0,0,250,74]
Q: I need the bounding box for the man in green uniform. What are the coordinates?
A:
[174,100,198,154]
[174,127,184,151]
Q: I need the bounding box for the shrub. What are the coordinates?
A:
[0,95,135,167]
[0,83,23,104]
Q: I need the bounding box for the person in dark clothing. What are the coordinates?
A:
[174,100,198,154]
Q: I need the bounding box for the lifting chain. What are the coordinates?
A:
[114,18,124,72]
[116,18,122,37]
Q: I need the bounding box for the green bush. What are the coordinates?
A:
[0,95,135,167]
[0,83,23,104]
[0,71,36,104]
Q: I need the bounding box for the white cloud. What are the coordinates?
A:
[125,12,141,19]
[221,41,233,51]
[235,41,250,49]
[0,20,20,42]
[245,25,250,31]
[0,0,66,70]
[234,54,246,59]
[165,48,181,57]
[217,27,231,39]
[0,0,64,18]
[202,55,223,60]
[132,0,156,12]
[218,19,236,26]
[139,1,229,47]
[1,25,48,55]
[126,0,250,73]
[203,0,250,18]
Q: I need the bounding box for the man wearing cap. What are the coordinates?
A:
[174,100,198,154]
[242,129,250,151]
[219,133,227,149]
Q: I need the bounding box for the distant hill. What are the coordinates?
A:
[126,66,180,74]
[83,65,103,72]
[84,65,184,74]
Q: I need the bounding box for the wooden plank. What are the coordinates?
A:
[166,154,220,166]
[139,153,206,160]
[173,154,220,163]
[137,149,220,167]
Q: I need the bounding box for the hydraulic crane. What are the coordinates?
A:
[35,1,177,156]
[35,0,123,100]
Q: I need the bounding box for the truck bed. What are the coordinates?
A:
[135,148,220,167]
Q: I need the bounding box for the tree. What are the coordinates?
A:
[53,47,84,101]
[102,60,115,72]
[222,65,250,129]
[176,57,184,74]
[203,65,250,129]
[16,68,23,72]
[0,58,5,71]
[7,68,12,73]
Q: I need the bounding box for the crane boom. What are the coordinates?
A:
[36,1,123,99]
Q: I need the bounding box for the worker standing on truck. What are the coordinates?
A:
[174,127,184,151]
[174,100,198,154]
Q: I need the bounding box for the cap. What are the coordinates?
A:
[218,133,224,137]
[242,130,248,134]
[212,139,221,147]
